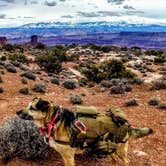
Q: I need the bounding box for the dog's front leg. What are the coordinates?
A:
[49,137,75,166]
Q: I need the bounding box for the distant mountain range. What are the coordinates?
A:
[0,21,166,49]
[19,21,166,32]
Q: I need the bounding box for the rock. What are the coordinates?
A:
[32,83,46,93]
[133,150,148,156]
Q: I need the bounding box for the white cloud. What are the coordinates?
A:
[0,0,166,27]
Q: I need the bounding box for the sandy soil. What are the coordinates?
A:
[0,64,165,166]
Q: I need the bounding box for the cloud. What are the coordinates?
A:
[107,0,125,5]
[45,0,57,6]
[0,14,6,19]
[30,0,38,4]
[126,10,144,16]
[123,5,135,10]
[98,11,121,17]
[0,0,15,3]
[78,11,121,18]
[0,4,8,7]
[77,12,99,18]
[61,15,73,18]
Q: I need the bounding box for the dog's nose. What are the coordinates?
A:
[16,110,23,115]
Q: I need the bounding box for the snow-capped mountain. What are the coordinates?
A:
[17,21,166,32]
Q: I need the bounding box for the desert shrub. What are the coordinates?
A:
[158,103,166,110]
[52,45,67,62]
[67,53,80,61]
[154,55,166,64]
[111,85,125,94]
[132,77,144,85]
[0,87,3,93]
[0,117,49,161]
[8,53,29,64]
[145,49,164,56]
[36,53,62,73]
[20,71,36,80]
[0,75,3,83]
[0,55,7,61]
[148,98,160,106]
[50,77,60,85]
[21,78,28,84]
[151,78,166,90]
[100,80,112,88]
[5,64,17,73]
[32,83,46,93]
[10,61,20,67]
[63,79,77,89]
[35,42,46,50]
[70,94,83,104]
[121,57,129,63]
[79,78,88,87]
[2,44,14,52]
[19,87,29,95]
[125,99,138,106]
[80,59,136,83]
[0,70,5,75]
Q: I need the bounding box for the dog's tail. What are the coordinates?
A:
[129,127,153,138]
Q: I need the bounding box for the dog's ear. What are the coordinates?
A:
[36,100,50,112]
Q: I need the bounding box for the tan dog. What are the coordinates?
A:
[17,98,153,166]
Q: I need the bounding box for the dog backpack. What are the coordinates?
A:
[70,105,129,155]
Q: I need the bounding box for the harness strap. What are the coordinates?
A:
[55,140,71,145]
[39,111,59,141]
[74,120,90,132]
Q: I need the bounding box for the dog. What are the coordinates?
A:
[17,98,153,166]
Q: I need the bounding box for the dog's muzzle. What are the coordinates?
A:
[16,110,33,120]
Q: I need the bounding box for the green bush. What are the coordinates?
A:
[36,53,62,73]
[2,44,14,52]
[35,43,46,50]
[52,45,67,62]
[145,49,165,56]
[154,54,166,64]
[8,53,29,64]
[67,53,80,61]
[80,59,136,83]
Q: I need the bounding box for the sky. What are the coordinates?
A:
[0,0,166,27]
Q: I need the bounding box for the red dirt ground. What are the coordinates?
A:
[0,66,165,166]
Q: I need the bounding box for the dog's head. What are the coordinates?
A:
[17,98,54,125]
